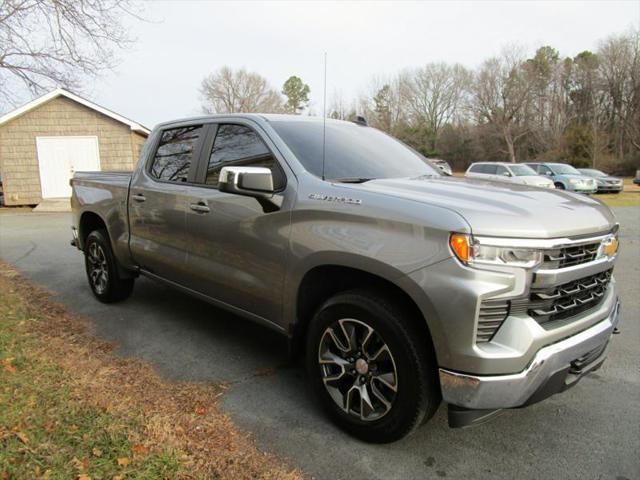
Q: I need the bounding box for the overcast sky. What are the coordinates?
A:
[87,0,639,129]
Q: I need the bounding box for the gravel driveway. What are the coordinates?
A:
[1,207,638,480]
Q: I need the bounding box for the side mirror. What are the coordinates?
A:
[218,166,274,196]
[218,166,281,213]
[502,171,512,177]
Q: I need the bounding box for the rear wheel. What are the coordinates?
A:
[84,229,134,303]
[305,290,440,443]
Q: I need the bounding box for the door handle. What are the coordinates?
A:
[131,193,146,202]
[190,203,210,213]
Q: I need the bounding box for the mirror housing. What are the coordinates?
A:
[218,166,274,196]
[502,171,512,177]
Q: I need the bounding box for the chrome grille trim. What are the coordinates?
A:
[541,242,600,269]
[516,269,613,326]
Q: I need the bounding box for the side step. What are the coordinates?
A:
[447,404,504,428]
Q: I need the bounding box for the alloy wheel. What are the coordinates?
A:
[318,318,398,421]
[87,242,109,295]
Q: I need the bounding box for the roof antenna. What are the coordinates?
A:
[321,52,327,181]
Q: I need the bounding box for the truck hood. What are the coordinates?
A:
[352,176,616,238]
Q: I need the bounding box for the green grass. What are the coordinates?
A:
[595,191,640,208]
[0,288,179,479]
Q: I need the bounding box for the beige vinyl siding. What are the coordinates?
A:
[0,96,147,206]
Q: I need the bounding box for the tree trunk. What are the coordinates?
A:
[504,130,516,163]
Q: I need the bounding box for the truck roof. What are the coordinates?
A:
[154,113,351,130]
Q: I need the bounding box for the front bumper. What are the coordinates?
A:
[597,185,623,193]
[440,300,620,410]
[569,186,598,194]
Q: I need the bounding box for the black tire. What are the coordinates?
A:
[84,229,134,303]
[554,182,565,190]
[305,290,440,443]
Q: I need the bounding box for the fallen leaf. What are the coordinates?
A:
[15,431,28,444]
[194,405,206,415]
[112,475,124,480]
[92,447,103,457]
[131,444,146,454]
[2,358,16,374]
[117,457,130,468]
[76,475,91,480]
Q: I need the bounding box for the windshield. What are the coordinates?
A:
[509,164,537,176]
[549,164,581,175]
[580,169,606,177]
[270,119,440,180]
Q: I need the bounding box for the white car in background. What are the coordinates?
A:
[465,162,555,188]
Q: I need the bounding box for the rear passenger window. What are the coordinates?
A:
[468,164,481,173]
[149,125,203,183]
[205,124,284,189]
[484,165,498,174]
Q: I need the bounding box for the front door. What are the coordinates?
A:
[36,136,101,198]
[182,122,293,324]
[128,124,205,283]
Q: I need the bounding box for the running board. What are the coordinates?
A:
[447,404,504,428]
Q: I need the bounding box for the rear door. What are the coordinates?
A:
[181,120,294,324]
[128,123,205,284]
[483,164,498,180]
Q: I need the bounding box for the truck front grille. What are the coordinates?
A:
[541,242,600,269]
[523,269,612,326]
[476,299,510,343]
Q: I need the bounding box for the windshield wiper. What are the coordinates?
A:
[330,177,374,183]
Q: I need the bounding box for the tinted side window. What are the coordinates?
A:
[469,164,481,173]
[496,165,509,175]
[205,124,284,189]
[484,164,498,175]
[539,165,552,175]
[150,126,203,182]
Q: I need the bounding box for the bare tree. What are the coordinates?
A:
[402,63,471,150]
[0,0,141,107]
[597,29,640,158]
[360,74,407,134]
[327,89,357,120]
[200,66,283,114]
[471,50,532,162]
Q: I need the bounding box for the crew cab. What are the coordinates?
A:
[71,114,621,443]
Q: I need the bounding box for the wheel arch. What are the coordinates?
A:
[290,263,437,365]
[78,211,108,250]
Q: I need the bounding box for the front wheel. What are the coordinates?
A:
[305,290,440,443]
[554,182,565,190]
[84,229,134,303]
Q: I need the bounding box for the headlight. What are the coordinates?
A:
[569,178,581,185]
[450,233,543,269]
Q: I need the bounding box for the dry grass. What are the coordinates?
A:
[0,262,302,480]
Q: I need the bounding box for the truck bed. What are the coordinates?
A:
[71,171,133,261]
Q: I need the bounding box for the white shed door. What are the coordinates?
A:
[36,136,101,198]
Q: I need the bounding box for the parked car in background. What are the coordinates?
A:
[578,169,623,194]
[465,162,555,188]
[428,158,452,176]
[526,163,597,193]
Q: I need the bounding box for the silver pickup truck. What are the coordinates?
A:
[71,114,621,443]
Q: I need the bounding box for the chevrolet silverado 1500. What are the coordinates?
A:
[71,114,620,443]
